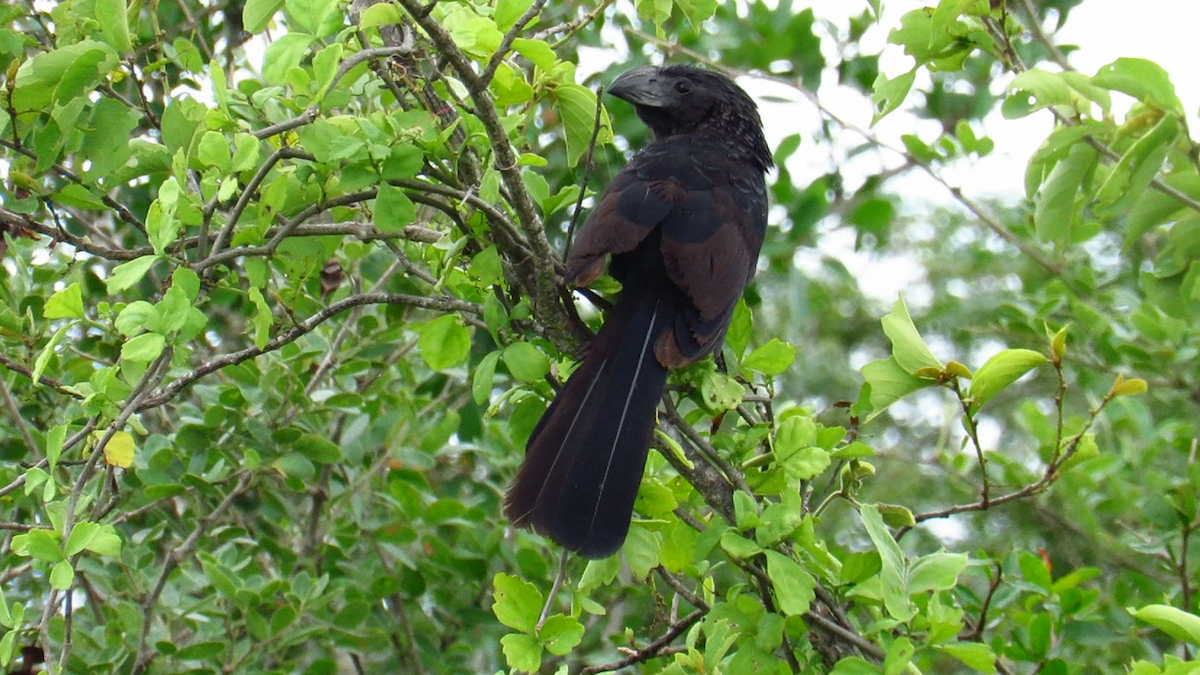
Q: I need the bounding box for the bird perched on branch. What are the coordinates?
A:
[505,64,772,559]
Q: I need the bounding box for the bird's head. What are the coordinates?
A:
[608,64,773,171]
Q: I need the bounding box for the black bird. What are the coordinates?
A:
[505,65,773,558]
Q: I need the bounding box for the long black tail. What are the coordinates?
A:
[504,278,674,558]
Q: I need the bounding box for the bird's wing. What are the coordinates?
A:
[564,148,677,286]
[565,141,767,366]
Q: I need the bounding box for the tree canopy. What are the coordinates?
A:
[1,0,1199,673]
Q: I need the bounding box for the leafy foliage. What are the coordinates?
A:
[0,0,1198,673]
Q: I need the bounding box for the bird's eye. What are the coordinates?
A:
[673,80,691,94]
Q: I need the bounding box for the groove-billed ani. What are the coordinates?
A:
[505,65,773,559]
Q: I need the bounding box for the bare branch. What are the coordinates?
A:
[137,291,484,411]
[253,44,417,141]
[0,352,84,399]
[578,608,707,675]
[0,139,147,234]
[475,0,550,91]
[132,472,255,674]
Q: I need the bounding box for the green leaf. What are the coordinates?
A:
[359,2,400,30]
[500,633,541,672]
[243,0,285,33]
[883,636,913,675]
[294,434,342,463]
[473,351,500,405]
[492,573,542,633]
[46,424,66,472]
[876,503,915,528]
[176,641,226,660]
[539,614,584,655]
[1029,612,1052,659]
[1124,173,1200,249]
[776,445,831,481]
[81,98,141,179]
[907,551,968,594]
[382,143,425,180]
[65,522,100,556]
[719,531,762,559]
[33,324,69,385]
[726,299,752,359]
[84,525,122,556]
[231,133,261,172]
[860,504,913,621]
[121,332,165,363]
[936,642,996,673]
[511,38,556,72]
[18,40,117,107]
[50,560,75,590]
[95,0,132,51]
[1034,142,1097,245]
[116,301,158,337]
[272,453,315,481]
[831,441,875,460]
[502,342,550,383]
[734,491,760,529]
[774,414,815,454]
[880,297,941,373]
[375,184,417,231]
[12,530,63,562]
[470,246,504,287]
[551,84,612,166]
[871,68,916,125]
[1111,374,1148,397]
[44,282,84,319]
[1131,604,1200,646]
[1094,113,1178,209]
[1092,58,1183,114]
[197,130,232,171]
[859,357,930,416]
[743,338,796,376]
[699,371,743,411]
[262,33,315,85]
[0,587,10,628]
[419,315,471,371]
[285,0,339,35]
[1005,69,1074,118]
[830,656,883,675]
[764,550,816,615]
[494,0,533,30]
[146,198,179,255]
[1019,550,1052,591]
[968,349,1047,410]
[106,255,157,294]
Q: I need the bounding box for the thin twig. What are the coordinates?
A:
[137,292,484,410]
[0,353,84,399]
[661,395,753,497]
[0,139,147,234]
[578,608,707,675]
[536,551,570,629]
[475,0,550,91]
[252,44,417,141]
[132,472,254,674]
[206,147,313,260]
[0,376,40,457]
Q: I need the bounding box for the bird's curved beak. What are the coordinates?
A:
[608,66,666,108]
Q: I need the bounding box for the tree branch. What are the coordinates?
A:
[578,608,707,675]
[136,292,484,411]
